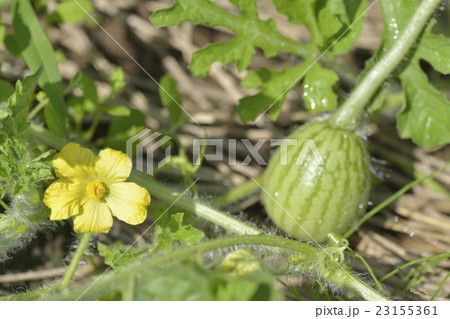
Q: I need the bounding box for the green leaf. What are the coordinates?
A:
[302,64,338,114]
[168,213,204,244]
[50,0,93,24]
[13,0,67,138]
[106,106,131,117]
[134,261,282,301]
[379,0,419,49]
[0,16,5,45]
[324,0,367,56]
[158,74,187,130]
[0,102,11,121]
[237,61,312,122]
[3,34,21,57]
[274,0,367,55]
[97,242,148,270]
[397,63,450,149]
[211,270,283,301]
[273,0,322,46]
[70,259,282,301]
[70,72,99,113]
[416,22,450,75]
[1,70,40,134]
[155,213,205,251]
[0,79,14,102]
[134,262,213,300]
[0,137,54,197]
[110,68,125,93]
[0,0,14,8]
[379,0,450,148]
[8,70,40,124]
[105,108,146,153]
[150,0,309,77]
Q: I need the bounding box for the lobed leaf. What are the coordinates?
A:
[302,63,339,114]
[150,0,309,77]
[237,61,312,122]
[155,212,205,251]
[397,63,450,149]
[416,24,450,75]
[57,259,282,301]
[379,0,450,148]
[274,0,367,56]
[97,242,148,270]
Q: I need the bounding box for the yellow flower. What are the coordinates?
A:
[44,143,150,233]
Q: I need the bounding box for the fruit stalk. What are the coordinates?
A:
[330,0,443,131]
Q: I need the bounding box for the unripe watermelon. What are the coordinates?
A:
[263,119,371,241]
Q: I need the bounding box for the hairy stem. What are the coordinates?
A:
[129,171,261,235]
[61,235,388,301]
[330,0,442,130]
[60,233,92,289]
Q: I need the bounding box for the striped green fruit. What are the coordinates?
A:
[263,119,371,241]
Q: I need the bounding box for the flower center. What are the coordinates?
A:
[86,180,106,201]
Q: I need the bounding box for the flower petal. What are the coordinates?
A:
[95,148,132,183]
[44,179,87,220]
[73,200,113,233]
[53,143,96,179]
[106,182,150,225]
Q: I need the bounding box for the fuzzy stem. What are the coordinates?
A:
[329,0,442,131]
[60,233,92,289]
[129,171,261,235]
[63,235,387,301]
[335,267,388,301]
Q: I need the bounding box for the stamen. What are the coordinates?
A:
[86,180,106,201]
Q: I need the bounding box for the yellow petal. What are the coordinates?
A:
[73,200,113,233]
[106,182,150,225]
[44,179,87,220]
[95,148,132,184]
[53,143,96,179]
